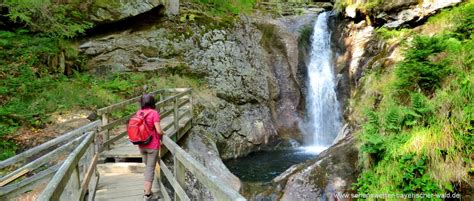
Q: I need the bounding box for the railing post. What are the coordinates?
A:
[188,90,193,122]
[101,113,110,150]
[173,97,179,142]
[174,155,185,201]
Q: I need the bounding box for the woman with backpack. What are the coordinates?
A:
[134,94,164,200]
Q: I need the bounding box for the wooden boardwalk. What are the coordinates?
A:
[95,164,161,201]
[101,111,192,159]
[96,90,193,200]
[1,88,246,201]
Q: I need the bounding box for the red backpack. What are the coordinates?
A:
[127,110,153,145]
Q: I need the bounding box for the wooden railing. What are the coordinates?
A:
[1,87,246,201]
[37,129,100,201]
[159,135,246,201]
[97,89,166,151]
[0,121,101,201]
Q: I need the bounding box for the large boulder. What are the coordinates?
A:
[183,132,241,200]
[343,0,462,28]
[383,0,461,28]
[89,0,167,23]
[278,135,359,200]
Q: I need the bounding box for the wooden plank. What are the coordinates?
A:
[60,165,81,200]
[38,131,96,201]
[161,108,173,119]
[156,94,179,109]
[176,118,192,141]
[160,180,171,201]
[159,160,190,201]
[174,98,179,132]
[0,164,59,197]
[103,130,127,148]
[174,157,186,201]
[87,171,99,201]
[95,172,160,201]
[0,169,29,187]
[0,120,100,169]
[97,89,165,115]
[97,163,145,174]
[164,88,191,93]
[80,154,98,200]
[0,134,86,185]
[155,150,161,180]
[178,98,190,110]
[100,113,133,131]
[162,136,246,201]
[101,113,110,150]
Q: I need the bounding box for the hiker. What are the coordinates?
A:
[135,94,164,200]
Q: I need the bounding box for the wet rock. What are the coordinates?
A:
[183,132,241,199]
[278,135,359,201]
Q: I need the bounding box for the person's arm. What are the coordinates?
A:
[154,121,165,136]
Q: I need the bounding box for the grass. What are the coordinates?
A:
[352,1,474,197]
[0,71,206,160]
[334,0,385,13]
[191,0,256,16]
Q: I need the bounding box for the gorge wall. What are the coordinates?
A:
[79,0,467,199]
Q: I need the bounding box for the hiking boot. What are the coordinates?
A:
[143,193,154,201]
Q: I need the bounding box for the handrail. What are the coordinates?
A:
[161,135,246,201]
[97,89,166,115]
[2,87,248,200]
[38,131,97,201]
[0,121,101,169]
[98,88,192,150]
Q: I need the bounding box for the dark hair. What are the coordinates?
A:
[140,94,156,109]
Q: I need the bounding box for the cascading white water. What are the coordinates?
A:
[303,12,342,153]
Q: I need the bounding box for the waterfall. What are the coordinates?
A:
[303,12,342,153]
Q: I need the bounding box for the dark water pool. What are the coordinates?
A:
[224,149,317,183]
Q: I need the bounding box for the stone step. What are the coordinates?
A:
[97,162,145,174]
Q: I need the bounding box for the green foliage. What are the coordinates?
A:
[334,0,385,13]
[0,140,17,161]
[4,0,93,38]
[359,110,386,161]
[353,170,376,194]
[451,3,474,40]
[398,154,441,194]
[298,25,313,50]
[375,27,413,41]
[192,0,256,15]
[354,2,474,196]
[384,107,401,133]
[395,36,448,96]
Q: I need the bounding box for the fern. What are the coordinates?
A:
[4,1,93,38]
[384,107,401,133]
[367,110,379,125]
[395,36,448,96]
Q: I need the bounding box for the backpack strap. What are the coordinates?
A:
[138,110,155,127]
[139,110,154,118]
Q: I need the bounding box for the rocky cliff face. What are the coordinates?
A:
[343,0,461,28]
[79,0,462,198]
[80,12,320,158]
[80,10,321,194]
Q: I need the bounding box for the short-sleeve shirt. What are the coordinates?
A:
[137,108,161,150]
